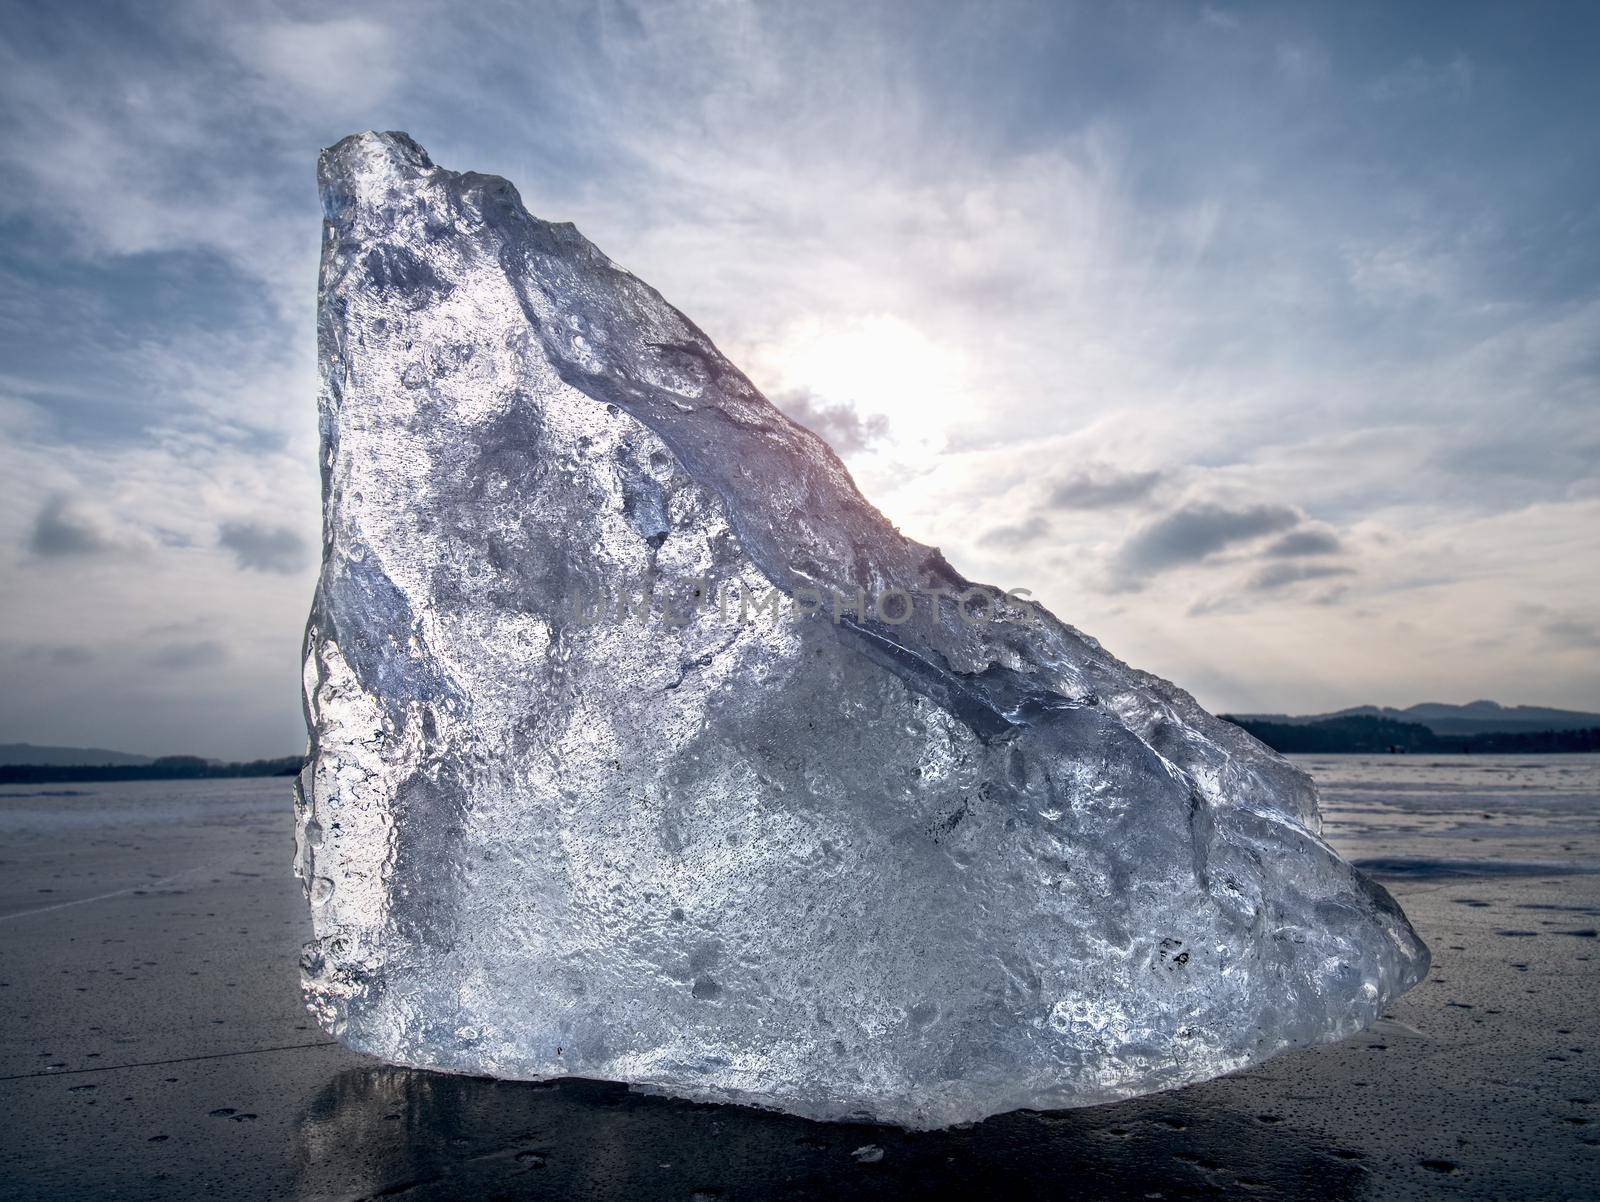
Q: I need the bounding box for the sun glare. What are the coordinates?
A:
[766,314,970,458]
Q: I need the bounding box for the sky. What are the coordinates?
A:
[0,0,1597,760]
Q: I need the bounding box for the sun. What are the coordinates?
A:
[765,314,970,457]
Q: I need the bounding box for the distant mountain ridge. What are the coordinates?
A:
[1232,700,1600,737]
[0,743,306,782]
[1221,714,1599,755]
[0,742,153,767]
[0,755,302,784]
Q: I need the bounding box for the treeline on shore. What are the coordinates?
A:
[0,755,303,784]
[1222,714,1600,755]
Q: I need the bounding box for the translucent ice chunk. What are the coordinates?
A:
[295,131,1428,1129]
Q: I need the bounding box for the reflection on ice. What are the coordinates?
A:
[293,1065,1369,1201]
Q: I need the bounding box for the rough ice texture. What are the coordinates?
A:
[296,131,1429,1129]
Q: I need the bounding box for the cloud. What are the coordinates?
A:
[772,389,889,455]
[145,639,228,670]
[1248,561,1354,592]
[1344,241,1457,303]
[226,18,399,110]
[1113,501,1300,582]
[15,644,96,666]
[1275,42,1329,88]
[218,520,311,574]
[1371,54,1474,103]
[1187,561,1355,615]
[1543,618,1600,650]
[1263,527,1342,557]
[1047,465,1163,510]
[27,495,116,556]
[981,515,1051,549]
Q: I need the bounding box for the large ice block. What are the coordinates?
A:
[295,131,1428,1129]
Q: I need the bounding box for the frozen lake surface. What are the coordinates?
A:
[1,756,1597,1198]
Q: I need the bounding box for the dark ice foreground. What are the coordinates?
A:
[2,756,1596,1199]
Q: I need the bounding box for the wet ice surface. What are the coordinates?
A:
[1312,753,1600,873]
[0,756,1595,1199]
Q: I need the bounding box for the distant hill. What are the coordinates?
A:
[1221,714,1600,755]
[0,755,302,784]
[0,742,153,767]
[1232,700,1600,738]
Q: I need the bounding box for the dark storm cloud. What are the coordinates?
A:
[1047,465,1163,510]
[219,521,310,574]
[27,495,115,556]
[773,389,888,456]
[1113,501,1300,581]
[1263,527,1343,558]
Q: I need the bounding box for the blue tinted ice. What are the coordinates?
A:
[295,132,1428,1128]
